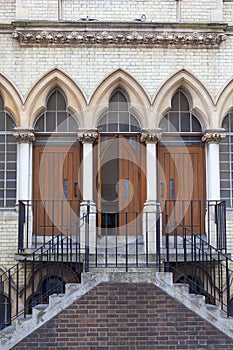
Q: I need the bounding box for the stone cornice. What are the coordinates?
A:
[202,129,226,144]
[141,129,161,144]
[11,21,227,48]
[13,128,35,143]
[78,130,98,144]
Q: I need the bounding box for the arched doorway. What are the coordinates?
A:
[96,89,146,236]
[158,89,206,234]
[33,88,81,239]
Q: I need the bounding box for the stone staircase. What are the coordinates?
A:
[1,270,233,349]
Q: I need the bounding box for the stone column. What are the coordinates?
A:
[141,129,161,255]
[78,130,98,254]
[202,128,225,246]
[202,129,225,201]
[13,128,35,247]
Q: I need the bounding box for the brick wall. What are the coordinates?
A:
[13,282,233,349]
[0,212,18,271]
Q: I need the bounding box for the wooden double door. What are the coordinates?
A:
[96,135,146,235]
[33,143,81,236]
[158,144,206,234]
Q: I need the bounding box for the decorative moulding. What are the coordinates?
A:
[11,22,227,48]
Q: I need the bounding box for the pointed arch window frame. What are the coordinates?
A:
[220,112,233,208]
[97,89,142,133]
[0,93,17,208]
[159,89,203,134]
[34,88,79,133]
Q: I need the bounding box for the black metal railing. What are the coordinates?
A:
[162,200,226,251]
[1,197,228,332]
[163,200,232,317]
[94,209,161,271]
[0,233,84,330]
[18,199,82,250]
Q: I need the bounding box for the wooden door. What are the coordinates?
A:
[158,145,206,234]
[96,135,146,235]
[33,144,81,236]
[118,135,146,235]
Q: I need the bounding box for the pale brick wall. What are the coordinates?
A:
[223,3,233,24]
[0,33,232,103]
[0,212,18,271]
[181,0,217,22]
[7,0,221,23]
[0,0,15,24]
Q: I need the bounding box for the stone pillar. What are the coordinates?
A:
[202,128,225,246]
[141,129,161,255]
[78,130,98,254]
[13,128,35,247]
[202,129,225,201]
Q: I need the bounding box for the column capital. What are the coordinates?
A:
[13,128,35,143]
[140,129,161,144]
[78,129,98,144]
[202,128,226,144]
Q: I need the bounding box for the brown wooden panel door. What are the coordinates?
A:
[96,135,146,235]
[33,144,81,236]
[158,145,206,234]
[119,135,146,234]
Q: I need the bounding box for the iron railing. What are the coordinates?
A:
[0,234,84,330]
[18,199,82,250]
[94,210,161,271]
[162,200,226,251]
[0,198,230,331]
[162,200,232,317]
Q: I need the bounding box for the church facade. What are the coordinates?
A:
[1,0,233,339]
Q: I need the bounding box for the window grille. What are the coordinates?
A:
[97,89,141,132]
[159,90,202,133]
[0,94,17,208]
[220,112,233,207]
[34,89,78,133]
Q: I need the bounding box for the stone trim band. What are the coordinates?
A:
[12,30,226,48]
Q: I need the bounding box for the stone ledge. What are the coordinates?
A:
[11,21,227,48]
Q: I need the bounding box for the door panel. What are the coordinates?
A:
[97,135,146,235]
[33,144,81,236]
[158,145,206,234]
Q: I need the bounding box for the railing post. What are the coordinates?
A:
[84,200,90,272]
[165,213,170,272]
[156,205,161,270]
[226,257,231,317]
[18,200,25,252]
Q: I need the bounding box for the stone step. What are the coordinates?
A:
[1,270,233,350]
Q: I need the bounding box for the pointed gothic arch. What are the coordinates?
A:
[0,73,22,126]
[24,68,87,128]
[89,69,150,129]
[152,69,214,129]
[216,78,233,127]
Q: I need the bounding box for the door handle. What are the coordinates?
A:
[160,182,164,198]
[74,182,78,197]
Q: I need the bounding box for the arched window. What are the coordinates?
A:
[220,112,233,207]
[0,94,17,208]
[34,89,79,132]
[97,89,141,132]
[0,293,10,330]
[159,90,202,133]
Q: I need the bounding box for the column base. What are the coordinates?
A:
[142,200,161,254]
[80,200,97,254]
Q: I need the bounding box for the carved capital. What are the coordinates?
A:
[141,129,161,144]
[78,130,98,144]
[13,128,35,143]
[202,129,226,144]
